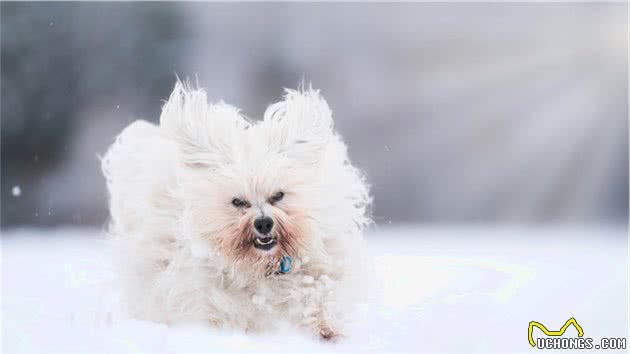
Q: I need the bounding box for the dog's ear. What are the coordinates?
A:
[160,80,250,169]
[262,85,334,163]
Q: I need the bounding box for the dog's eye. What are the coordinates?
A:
[269,191,284,204]
[231,198,249,208]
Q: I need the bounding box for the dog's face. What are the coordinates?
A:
[206,159,311,268]
[160,83,354,272]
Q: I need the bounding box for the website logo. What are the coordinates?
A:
[528,317,626,350]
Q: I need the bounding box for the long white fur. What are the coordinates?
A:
[102,81,371,338]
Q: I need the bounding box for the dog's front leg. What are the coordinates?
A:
[295,274,341,341]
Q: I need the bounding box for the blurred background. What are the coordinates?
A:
[1,2,627,229]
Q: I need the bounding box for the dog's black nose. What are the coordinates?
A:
[254,216,274,235]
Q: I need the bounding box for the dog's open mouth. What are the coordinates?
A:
[253,236,276,250]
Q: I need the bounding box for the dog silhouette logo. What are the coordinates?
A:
[528,317,584,347]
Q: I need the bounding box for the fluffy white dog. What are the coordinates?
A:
[102,81,371,340]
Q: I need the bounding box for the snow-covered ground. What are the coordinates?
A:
[2,226,628,353]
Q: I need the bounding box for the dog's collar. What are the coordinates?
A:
[264,255,292,277]
[279,255,292,274]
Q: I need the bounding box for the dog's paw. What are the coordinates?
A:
[319,326,341,342]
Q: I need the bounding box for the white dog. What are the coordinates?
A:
[102,81,371,340]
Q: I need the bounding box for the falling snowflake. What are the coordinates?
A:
[11,185,21,197]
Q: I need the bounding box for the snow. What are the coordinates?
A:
[2,226,627,353]
[11,186,21,197]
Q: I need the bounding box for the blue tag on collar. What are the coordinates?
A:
[279,255,292,274]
